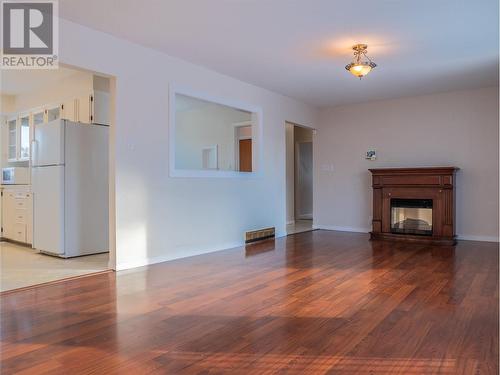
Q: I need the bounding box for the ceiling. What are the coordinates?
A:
[59,0,499,107]
[0,67,82,95]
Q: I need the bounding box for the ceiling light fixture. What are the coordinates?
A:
[345,44,377,79]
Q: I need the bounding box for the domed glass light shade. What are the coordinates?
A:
[345,44,377,79]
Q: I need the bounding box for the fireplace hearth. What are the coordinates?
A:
[369,167,458,245]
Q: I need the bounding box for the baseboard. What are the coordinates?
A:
[313,225,499,243]
[313,225,370,234]
[116,240,245,271]
[115,228,499,271]
[1,238,32,247]
[116,230,288,271]
[0,270,114,295]
[297,213,313,220]
[457,234,499,243]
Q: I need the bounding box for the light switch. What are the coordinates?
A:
[321,164,334,172]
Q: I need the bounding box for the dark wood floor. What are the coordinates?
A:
[1,230,498,374]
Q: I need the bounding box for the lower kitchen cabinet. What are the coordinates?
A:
[2,187,33,245]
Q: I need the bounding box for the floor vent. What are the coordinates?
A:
[245,227,275,244]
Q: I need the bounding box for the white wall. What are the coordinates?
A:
[0,95,15,114]
[12,71,93,112]
[315,87,499,242]
[58,19,317,270]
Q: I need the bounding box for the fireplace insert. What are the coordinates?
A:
[391,198,433,236]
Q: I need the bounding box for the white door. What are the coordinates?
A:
[32,166,64,255]
[33,120,65,167]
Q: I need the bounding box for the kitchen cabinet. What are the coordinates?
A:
[7,117,17,162]
[4,88,110,162]
[93,90,111,125]
[77,93,92,123]
[32,109,45,126]
[61,99,77,122]
[19,114,30,161]
[46,106,61,122]
[2,187,32,245]
[77,91,110,125]
[6,113,30,162]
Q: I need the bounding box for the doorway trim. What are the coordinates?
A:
[233,121,252,172]
[285,121,316,235]
[60,63,117,271]
[295,140,313,221]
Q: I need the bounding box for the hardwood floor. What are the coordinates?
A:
[1,230,498,374]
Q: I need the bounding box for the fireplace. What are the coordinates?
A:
[369,167,458,245]
[391,198,433,236]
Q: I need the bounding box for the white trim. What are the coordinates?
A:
[314,225,500,243]
[201,144,218,170]
[233,121,253,172]
[116,229,288,271]
[169,84,263,179]
[286,220,295,225]
[313,224,370,234]
[297,213,313,220]
[116,241,242,271]
[457,234,499,242]
[232,121,253,128]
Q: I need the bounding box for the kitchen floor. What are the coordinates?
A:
[286,219,313,235]
[0,241,109,292]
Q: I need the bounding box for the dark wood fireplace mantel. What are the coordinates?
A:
[369,167,459,245]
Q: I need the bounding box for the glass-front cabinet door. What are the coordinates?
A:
[32,110,45,126]
[46,106,61,122]
[7,118,17,161]
[19,114,30,160]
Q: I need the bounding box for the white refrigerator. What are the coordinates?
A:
[32,119,109,257]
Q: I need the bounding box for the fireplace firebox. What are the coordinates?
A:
[391,199,433,236]
[369,167,458,245]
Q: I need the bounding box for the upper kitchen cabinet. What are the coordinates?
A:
[46,106,61,122]
[61,99,77,122]
[77,93,91,124]
[6,113,31,162]
[7,117,17,162]
[76,91,110,125]
[19,113,30,161]
[32,109,45,126]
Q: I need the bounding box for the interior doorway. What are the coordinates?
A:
[0,65,115,292]
[234,122,253,172]
[286,122,314,235]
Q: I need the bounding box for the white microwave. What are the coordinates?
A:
[2,167,30,185]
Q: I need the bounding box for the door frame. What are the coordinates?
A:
[295,140,313,220]
[233,121,253,172]
[60,63,117,271]
[285,121,316,231]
